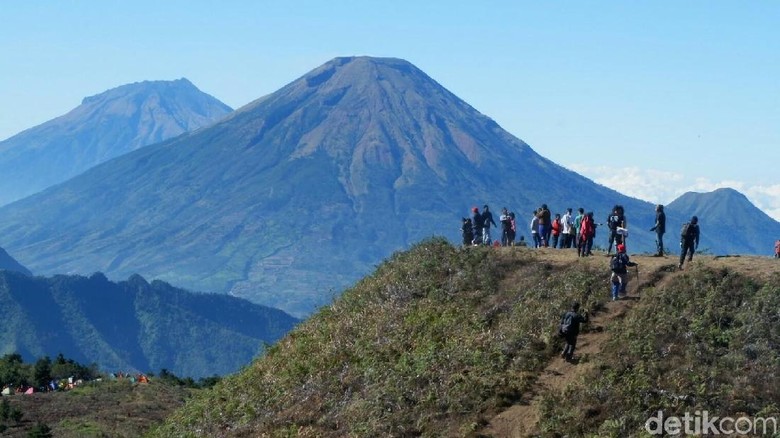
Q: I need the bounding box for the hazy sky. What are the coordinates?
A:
[2,1,779,219]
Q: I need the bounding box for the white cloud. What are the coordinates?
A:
[567,164,780,222]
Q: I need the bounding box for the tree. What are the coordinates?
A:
[33,356,52,388]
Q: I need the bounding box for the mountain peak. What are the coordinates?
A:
[80,78,203,105]
[0,78,233,206]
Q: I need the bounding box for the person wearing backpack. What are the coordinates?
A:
[649,204,666,257]
[679,216,700,270]
[559,301,589,362]
[609,244,638,300]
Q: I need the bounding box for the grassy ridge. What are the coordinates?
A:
[538,267,780,436]
[150,238,606,436]
[151,240,780,437]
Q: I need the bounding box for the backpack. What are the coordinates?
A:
[610,254,627,272]
[681,222,693,239]
[608,213,621,231]
[581,215,593,236]
[559,312,574,336]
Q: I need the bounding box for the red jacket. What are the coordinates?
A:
[580,215,594,238]
[552,218,561,236]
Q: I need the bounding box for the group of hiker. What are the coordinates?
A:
[462,202,780,362]
[462,203,633,259]
[461,205,527,248]
[460,202,707,363]
[461,203,706,270]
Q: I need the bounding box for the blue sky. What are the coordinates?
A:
[2,1,779,219]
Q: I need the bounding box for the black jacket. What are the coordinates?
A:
[681,223,700,246]
[561,310,588,336]
[652,211,666,234]
[482,210,497,229]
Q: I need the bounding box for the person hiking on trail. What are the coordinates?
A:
[559,301,589,362]
[500,207,513,246]
[471,207,484,246]
[481,205,497,246]
[537,204,552,247]
[461,217,474,246]
[606,205,626,255]
[551,213,562,248]
[561,208,574,248]
[679,215,700,270]
[650,204,666,257]
[530,210,541,248]
[775,239,780,258]
[609,244,638,301]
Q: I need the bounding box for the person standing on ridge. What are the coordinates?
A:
[482,205,497,246]
[578,211,595,257]
[561,208,574,248]
[530,210,541,248]
[650,204,666,257]
[471,207,484,246]
[461,217,474,246]
[500,208,512,246]
[775,239,780,258]
[508,211,517,246]
[606,205,626,255]
[679,216,700,270]
[537,204,551,247]
[559,301,589,362]
[573,207,585,249]
[551,213,562,248]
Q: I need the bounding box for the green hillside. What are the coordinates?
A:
[150,239,780,437]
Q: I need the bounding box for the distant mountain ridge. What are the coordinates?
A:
[0,78,232,205]
[0,270,298,378]
[0,57,771,317]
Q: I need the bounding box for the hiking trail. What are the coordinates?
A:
[480,251,681,437]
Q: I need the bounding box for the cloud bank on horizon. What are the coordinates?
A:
[570,164,780,222]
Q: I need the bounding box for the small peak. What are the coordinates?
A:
[127,273,150,288]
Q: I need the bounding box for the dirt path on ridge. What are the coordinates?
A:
[479,249,696,437]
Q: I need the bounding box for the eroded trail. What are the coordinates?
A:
[481,254,679,437]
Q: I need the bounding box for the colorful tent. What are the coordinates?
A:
[24,387,34,395]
